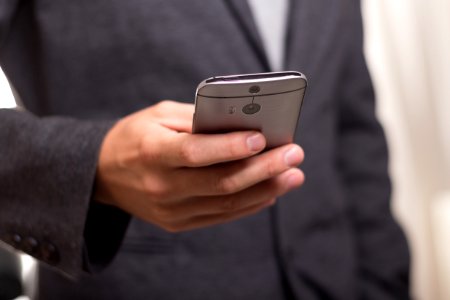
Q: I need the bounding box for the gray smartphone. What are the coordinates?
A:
[192,71,307,148]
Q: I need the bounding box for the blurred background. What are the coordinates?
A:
[363,1,450,299]
[0,1,449,299]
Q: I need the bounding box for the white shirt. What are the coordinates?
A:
[247,0,289,71]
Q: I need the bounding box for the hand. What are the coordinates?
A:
[95,100,305,232]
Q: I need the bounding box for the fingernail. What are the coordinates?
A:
[284,146,303,167]
[247,133,265,152]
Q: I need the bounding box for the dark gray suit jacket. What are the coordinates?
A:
[0,0,410,299]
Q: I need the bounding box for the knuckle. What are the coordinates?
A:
[179,140,199,165]
[158,100,170,107]
[155,100,173,112]
[151,208,185,233]
[142,177,170,200]
[162,223,183,233]
[215,176,239,194]
[152,204,174,222]
[221,198,238,211]
[139,136,158,163]
[264,159,280,178]
[227,137,244,157]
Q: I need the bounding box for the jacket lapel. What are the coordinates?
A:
[223,0,271,71]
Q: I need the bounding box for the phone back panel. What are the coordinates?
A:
[193,73,307,148]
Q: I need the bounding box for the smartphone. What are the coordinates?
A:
[192,71,307,148]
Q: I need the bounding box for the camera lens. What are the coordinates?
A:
[242,103,261,115]
[249,85,260,94]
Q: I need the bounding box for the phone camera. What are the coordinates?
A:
[242,103,261,115]
[249,85,260,94]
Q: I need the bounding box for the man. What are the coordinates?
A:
[0,0,410,299]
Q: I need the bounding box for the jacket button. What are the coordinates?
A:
[10,233,22,247]
[41,242,60,265]
[12,234,22,245]
[5,233,22,248]
[23,237,39,255]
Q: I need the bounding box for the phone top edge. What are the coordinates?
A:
[196,71,307,92]
[195,71,307,99]
[205,71,305,83]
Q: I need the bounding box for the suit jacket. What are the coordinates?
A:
[0,0,410,299]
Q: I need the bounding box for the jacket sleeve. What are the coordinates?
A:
[337,2,410,299]
[0,109,130,277]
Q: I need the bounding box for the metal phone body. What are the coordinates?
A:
[192,71,307,148]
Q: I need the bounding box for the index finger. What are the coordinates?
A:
[153,101,195,133]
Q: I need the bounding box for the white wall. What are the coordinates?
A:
[363,1,450,299]
[0,67,16,108]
